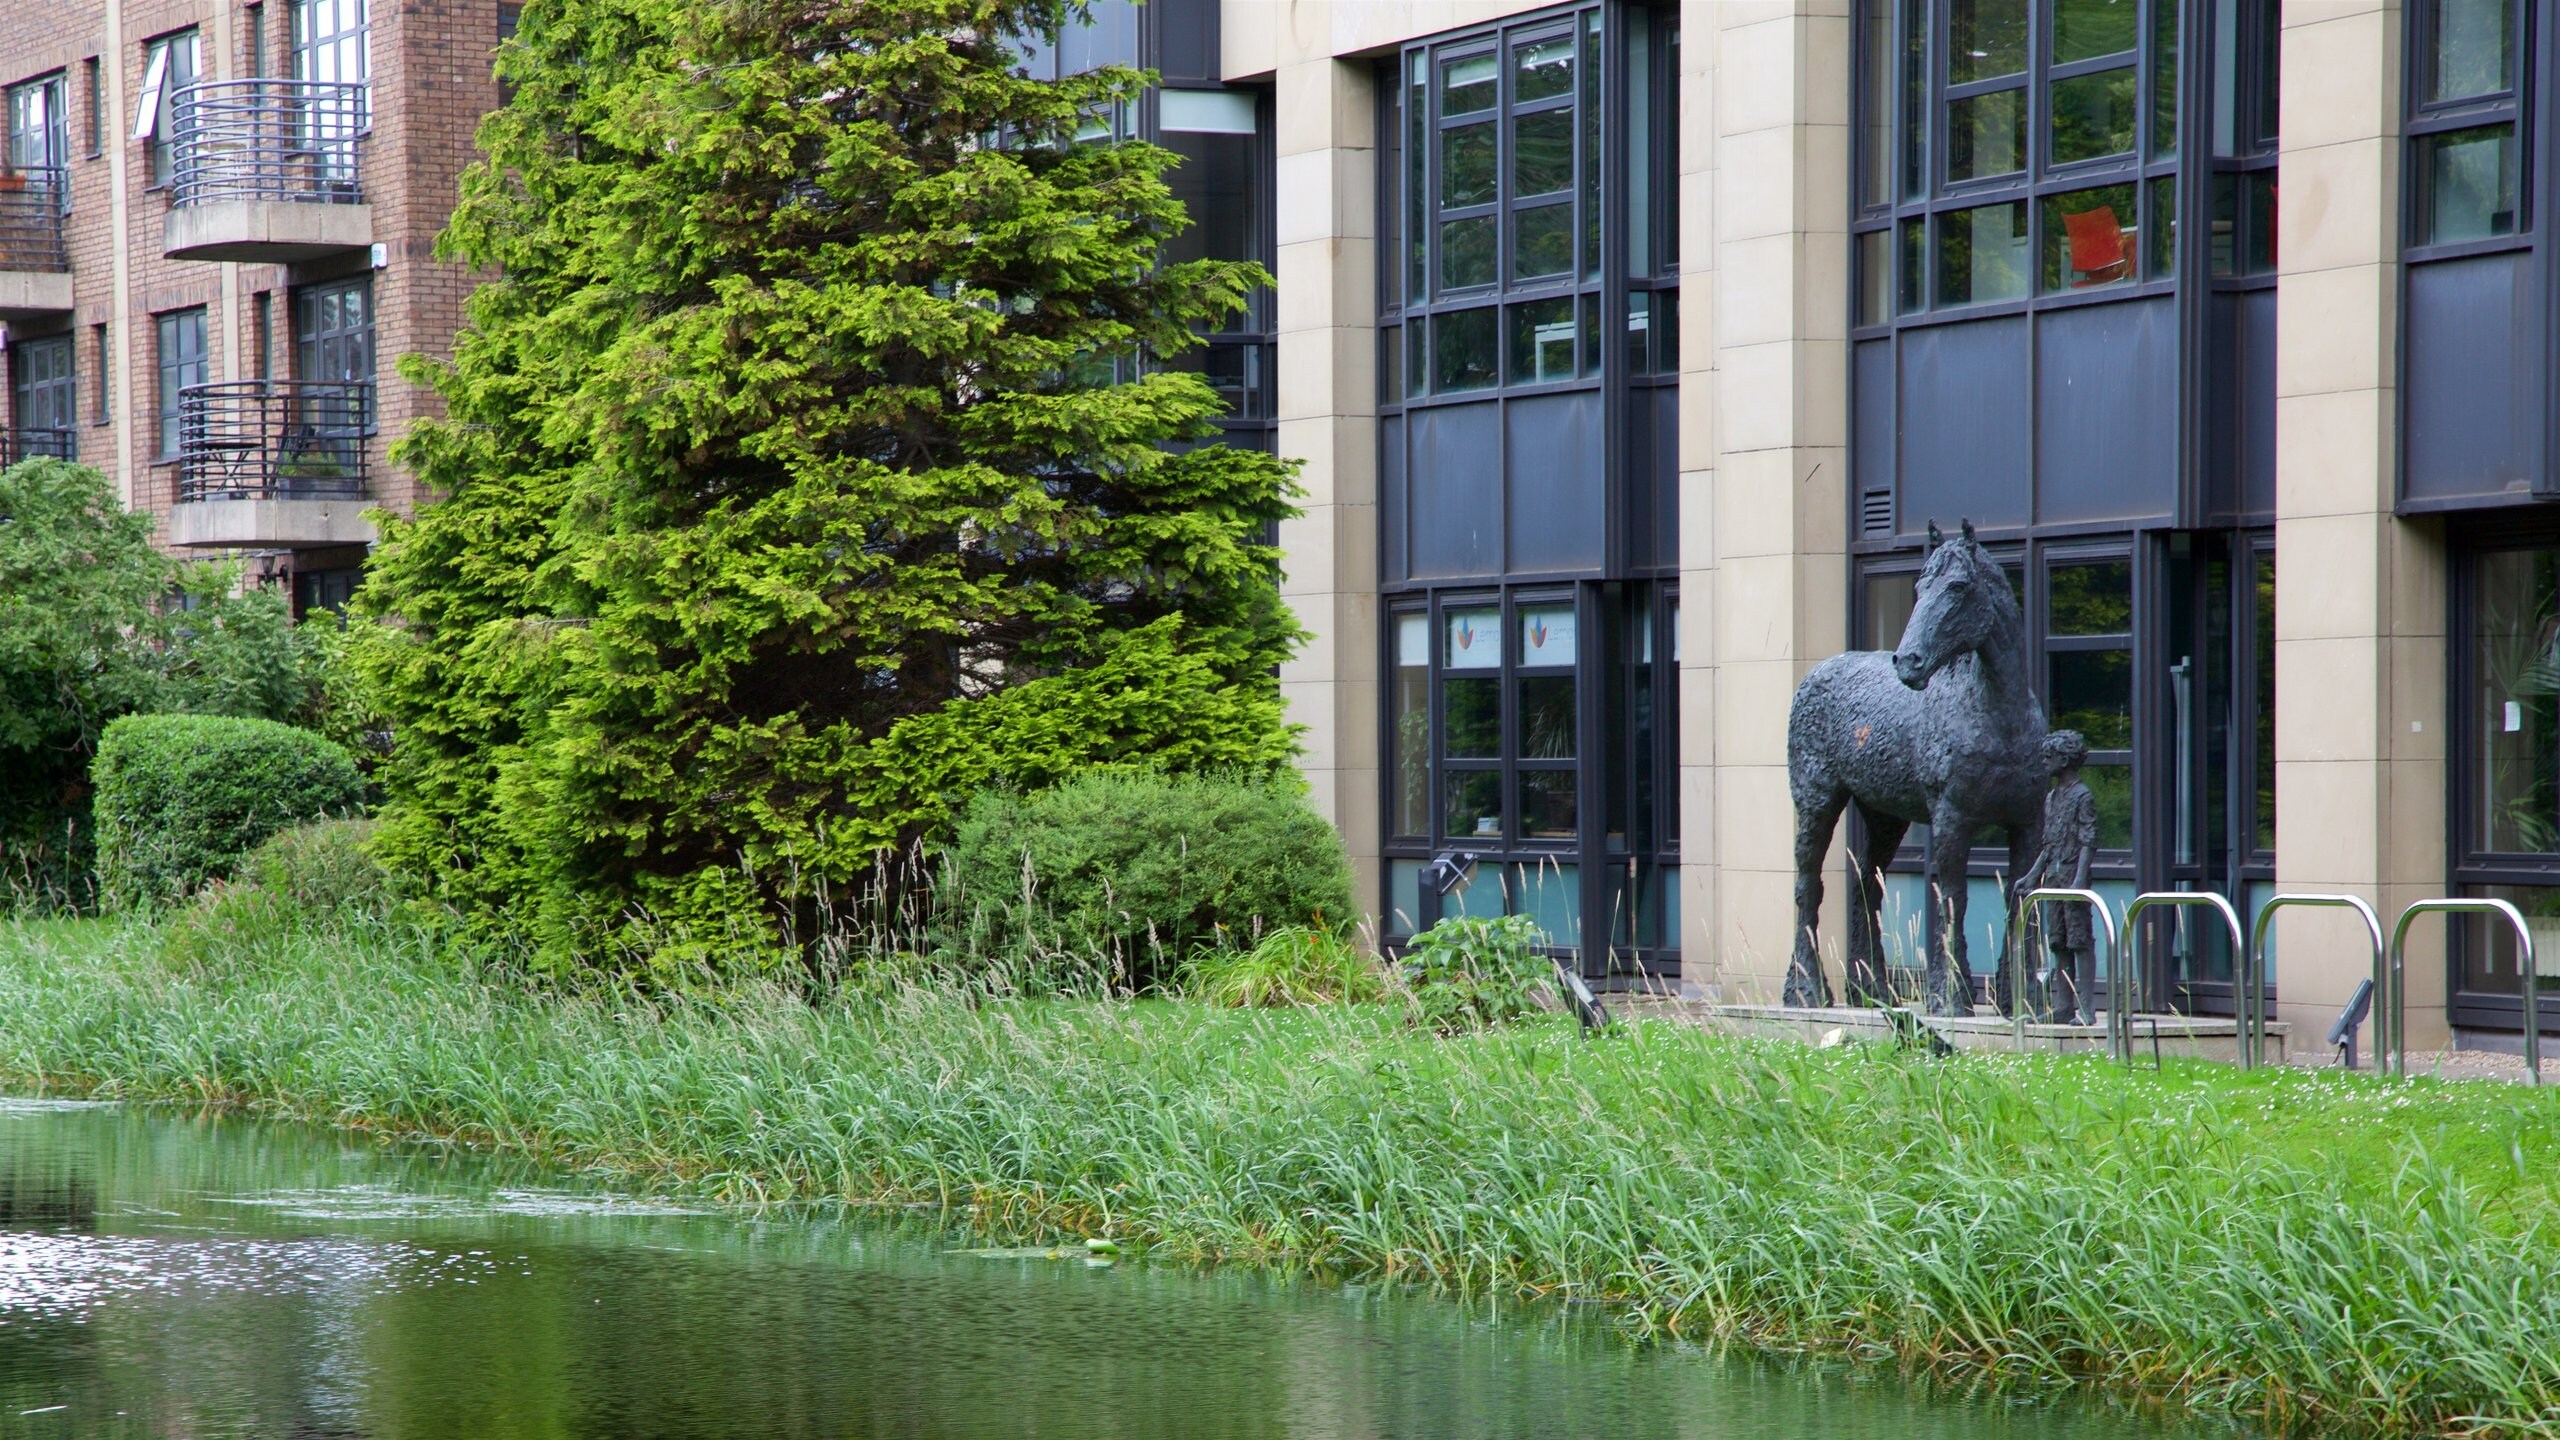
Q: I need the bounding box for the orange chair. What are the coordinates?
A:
[2062,205,2131,286]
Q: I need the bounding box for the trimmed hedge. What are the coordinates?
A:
[92,714,365,912]
[944,770,1357,986]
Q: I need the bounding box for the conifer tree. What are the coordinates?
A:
[357,0,1303,970]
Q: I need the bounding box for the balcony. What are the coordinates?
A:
[0,167,73,322]
[164,80,372,264]
[0,427,76,469]
[168,380,377,548]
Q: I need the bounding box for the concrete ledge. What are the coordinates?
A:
[0,269,74,322]
[168,496,376,549]
[1701,1004,2292,1066]
[164,200,371,263]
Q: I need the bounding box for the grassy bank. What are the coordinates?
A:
[3,912,2559,1436]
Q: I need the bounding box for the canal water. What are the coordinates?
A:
[0,1098,2221,1439]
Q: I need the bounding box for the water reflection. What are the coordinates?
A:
[0,1102,2214,1439]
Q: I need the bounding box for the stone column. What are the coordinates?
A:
[1270,55,1384,923]
[1675,1,1721,993]
[1698,0,1852,1001]
[2272,0,2452,1049]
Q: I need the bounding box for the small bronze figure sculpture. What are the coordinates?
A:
[2015,729,2099,1025]
[1786,520,2049,1017]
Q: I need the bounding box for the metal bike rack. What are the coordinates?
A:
[2120,891,2247,1068]
[2007,888,2121,1059]
[2247,894,2383,1073]
[2390,898,2539,1085]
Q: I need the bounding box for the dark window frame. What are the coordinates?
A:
[2403,0,2531,260]
[155,306,208,461]
[2446,520,2560,1036]
[141,29,201,191]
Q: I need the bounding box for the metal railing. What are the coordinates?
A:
[0,166,68,271]
[2249,894,2383,1073]
[2122,891,2248,1067]
[0,427,76,467]
[2008,887,2123,1058]
[2392,898,2538,1085]
[177,379,372,501]
[170,79,367,206]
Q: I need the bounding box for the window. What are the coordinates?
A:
[2454,540,2560,1035]
[2045,555,2137,849]
[1395,13,1602,400]
[156,307,208,459]
[6,73,69,213]
[293,276,374,477]
[9,334,77,460]
[90,322,108,425]
[1156,88,1273,427]
[2408,0,2526,247]
[136,31,201,188]
[1853,0,2177,323]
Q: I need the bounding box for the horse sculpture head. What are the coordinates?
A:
[1893,519,2016,691]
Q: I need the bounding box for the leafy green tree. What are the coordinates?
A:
[0,458,333,905]
[358,0,1304,973]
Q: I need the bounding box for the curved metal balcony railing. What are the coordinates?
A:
[0,427,77,467]
[177,380,372,501]
[170,79,368,207]
[0,167,69,271]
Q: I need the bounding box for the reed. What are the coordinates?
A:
[2,908,2558,1437]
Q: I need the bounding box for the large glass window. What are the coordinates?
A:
[2045,555,2136,850]
[155,307,207,460]
[9,334,76,461]
[136,31,200,189]
[1398,12,1605,400]
[5,74,68,214]
[2457,541,2560,1035]
[2409,0,2525,247]
[1855,0,2176,324]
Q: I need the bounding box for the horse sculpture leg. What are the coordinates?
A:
[1847,803,1907,1006]
[1786,788,1847,1008]
[1924,821,1976,1017]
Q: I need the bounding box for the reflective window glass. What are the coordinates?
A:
[2152,0,2179,151]
[1442,54,1497,115]
[1863,0,1893,207]
[1446,771,1505,840]
[1518,604,1576,666]
[1393,614,1431,837]
[2431,0,2515,101]
[1947,87,2026,180]
[1949,0,2028,81]
[2048,559,2133,633]
[1433,305,1499,389]
[1442,120,1497,207]
[1518,771,1578,839]
[1514,35,1576,101]
[1512,204,1574,280]
[1936,202,2030,305]
[1443,677,1502,756]
[2042,184,2138,290]
[1519,677,1576,758]
[1440,216,1497,290]
[2049,650,2133,748]
[2147,175,2178,277]
[2050,66,2137,164]
[1898,218,1926,312]
[1858,229,1892,325]
[2473,548,2560,852]
[1507,298,1578,384]
[2053,0,2138,62]
[2416,125,2518,244]
[1512,108,1574,195]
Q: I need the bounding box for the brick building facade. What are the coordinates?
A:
[0,0,505,610]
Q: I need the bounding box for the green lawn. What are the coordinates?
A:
[2,909,2558,1436]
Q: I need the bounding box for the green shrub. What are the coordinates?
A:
[1182,924,1388,1008]
[92,714,366,912]
[235,818,392,917]
[943,771,1356,987]
[1402,914,1555,1032]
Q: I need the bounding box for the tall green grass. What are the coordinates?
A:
[2,909,2559,1436]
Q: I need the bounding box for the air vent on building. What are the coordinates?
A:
[1859,488,1893,537]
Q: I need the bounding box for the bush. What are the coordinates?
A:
[943,771,1356,987]
[1402,914,1556,1032]
[1182,924,1388,1008]
[92,714,366,912]
[235,818,393,917]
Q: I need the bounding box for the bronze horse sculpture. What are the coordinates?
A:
[1785,520,2047,1017]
